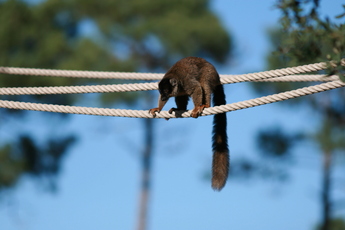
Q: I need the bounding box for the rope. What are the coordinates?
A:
[0,67,164,80]
[1,80,344,118]
[220,61,330,84]
[1,59,343,80]
[0,59,344,118]
[256,74,339,82]
[0,82,158,95]
[0,75,339,95]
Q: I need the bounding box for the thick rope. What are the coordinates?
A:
[1,59,343,80]
[1,80,344,118]
[0,82,158,95]
[220,61,330,84]
[256,74,339,82]
[0,67,164,80]
[0,75,339,95]
[1,59,342,97]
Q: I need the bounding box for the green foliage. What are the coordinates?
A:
[255,2,345,228]
[256,127,302,158]
[0,144,23,189]
[315,218,345,230]
[270,0,345,77]
[0,135,76,191]
[313,117,345,153]
[229,127,302,183]
[254,1,344,98]
[256,0,345,175]
[230,157,289,182]
[0,0,232,192]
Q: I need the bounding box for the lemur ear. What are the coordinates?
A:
[169,78,178,86]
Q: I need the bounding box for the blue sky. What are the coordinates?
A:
[1,1,345,230]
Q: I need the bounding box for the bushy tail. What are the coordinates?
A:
[211,84,229,191]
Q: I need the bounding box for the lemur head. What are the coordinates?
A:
[158,77,179,101]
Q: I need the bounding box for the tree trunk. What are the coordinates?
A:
[321,150,332,230]
[136,93,155,230]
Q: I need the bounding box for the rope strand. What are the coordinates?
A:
[1,59,343,80]
[0,75,339,95]
[0,67,164,80]
[1,80,344,118]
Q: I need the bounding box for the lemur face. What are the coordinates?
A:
[158,78,178,101]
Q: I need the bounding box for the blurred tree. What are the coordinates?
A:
[315,218,345,230]
[0,0,136,193]
[0,0,233,229]
[248,1,345,230]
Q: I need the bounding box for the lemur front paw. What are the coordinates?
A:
[149,108,161,117]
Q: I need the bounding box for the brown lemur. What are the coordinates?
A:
[149,57,229,191]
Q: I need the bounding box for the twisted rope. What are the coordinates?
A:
[220,61,330,84]
[0,82,158,95]
[1,60,344,118]
[1,80,344,118]
[1,59,343,80]
[0,67,164,80]
[0,75,339,95]
[255,74,339,82]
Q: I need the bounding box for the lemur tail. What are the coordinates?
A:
[211,84,229,191]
